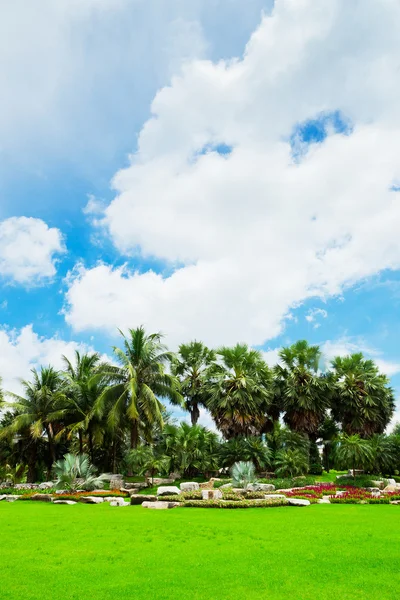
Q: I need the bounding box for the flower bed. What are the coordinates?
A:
[183,499,287,509]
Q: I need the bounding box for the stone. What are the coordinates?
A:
[142,501,180,509]
[109,498,130,507]
[123,482,148,490]
[169,472,182,481]
[246,483,275,492]
[383,485,399,493]
[55,490,68,495]
[318,497,331,504]
[219,483,233,489]
[5,495,20,502]
[157,486,181,496]
[367,487,381,493]
[54,500,77,505]
[390,500,400,505]
[147,478,174,486]
[109,475,124,490]
[371,480,386,489]
[387,478,397,486]
[14,483,39,490]
[80,496,104,504]
[199,478,221,490]
[38,481,54,490]
[288,498,310,506]
[30,493,53,502]
[130,494,157,505]
[201,489,222,500]
[180,482,199,492]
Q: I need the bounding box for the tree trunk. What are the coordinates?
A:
[78,431,83,454]
[46,425,56,479]
[130,421,139,449]
[190,403,200,426]
[88,428,94,463]
[112,440,117,474]
[27,442,37,483]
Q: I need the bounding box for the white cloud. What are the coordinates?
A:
[322,337,400,377]
[0,217,65,284]
[305,308,328,328]
[0,0,271,184]
[64,0,400,348]
[0,325,92,396]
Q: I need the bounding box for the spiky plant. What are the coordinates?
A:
[54,453,107,492]
[231,461,257,488]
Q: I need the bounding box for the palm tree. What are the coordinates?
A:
[97,327,182,450]
[62,351,109,461]
[275,340,328,437]
[274,448,309,477]
[171,341,216,426]
[161,422,220,477]
[331,353,395,437]
[5,367,67,478]
[335,434,373,480]
[126,446,170,485]
[219,436,271,471]
[205,344,272,438]
[368,434,395,475]
[54,453,107,492]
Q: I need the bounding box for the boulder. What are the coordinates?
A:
[318,497,331,504]
[38,481,54,490]
[5,495,20,502]
[142,501,180,509]
[180,482,199,492]
[246,483,275,492]
[147,478,175,486]
[80,496,104,504]
[201,489,222,500]
[30,493,53,502]
[219,483,232,489]
[54,500,77,505]
[130,494,157,505]
[109,475,124,490]
[387,478,397,486]
[169,472,182,481]
[288,498,310,506]
[123,482,148,490]
[371,480,386,489]
[14,483,39,490]
[383,485,399,493]
[157,486,181,496]
[109,498,130,507]
[55,490,68,495]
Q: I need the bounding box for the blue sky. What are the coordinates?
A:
[1,0,400,426]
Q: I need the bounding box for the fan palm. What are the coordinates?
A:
[331,353,395,436]
[335,434,374,479]
[205,344,272,438]
[276,340,328,437]
[54,453,107,492]
[274,448,309,477]
[171,341,216,425]
[97,327,182,449]
[231,461,257,488]
[161,422,220,476]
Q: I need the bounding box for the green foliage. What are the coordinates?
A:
[54,453,107,492]
[274,449,309,477]
[161,422,220,476]
[219,436,271,471]
[231,461,257,488]
[183,499,287,508]
[335,434,374,476]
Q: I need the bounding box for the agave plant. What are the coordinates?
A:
[54,453,107,492]
[231,461,257,488]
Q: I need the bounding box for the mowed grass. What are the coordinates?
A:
[1,503,400,600]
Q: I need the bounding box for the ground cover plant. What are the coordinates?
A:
[1,502,400,600]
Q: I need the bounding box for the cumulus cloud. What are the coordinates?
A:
[0,325,92,396]
[305,308,328,328]
[64,0,400,348]
[321,337,400,377]
[0,217,65,284]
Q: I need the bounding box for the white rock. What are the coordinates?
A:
[246,483,275,492]
[201,489,222,500]
[157,486,181,496]
[387,479,397,486]
[38,481,54,490]
[5,495,20,502]
[80,496,104,504]
[180,482,200,492]
[264,494,287,500]
[288,498,310,506]
[318,497,331,504]
[142,501,180,509]
[54,500,77,505]
[109,499,130,507]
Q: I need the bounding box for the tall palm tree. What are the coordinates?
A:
[275,340,328,438]
[330,353,395,437]
[62,351,110,461]
[5,367,67,478]
[335,434,373,479]
[205,344,272,438]
[171,341,216,426]
[97,326,182,449]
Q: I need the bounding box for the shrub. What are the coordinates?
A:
[213,479,232,488]
[54,454,108,492]
[231,461,257,488]
[259,476,315,489]
[182,499,287,509]
[335,475,388,488]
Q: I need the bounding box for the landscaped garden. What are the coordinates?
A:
[1,328,400,598]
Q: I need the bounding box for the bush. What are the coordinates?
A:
[183,499,287,509]
[335,475,388,488]
[159,490,202,502]
[231,461,257,488]
[259,476,315,489]
[213,479,232,488]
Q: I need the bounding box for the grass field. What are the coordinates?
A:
[1,503,400,600]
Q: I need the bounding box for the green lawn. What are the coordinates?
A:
[1,503,399,600]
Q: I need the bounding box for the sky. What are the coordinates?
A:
[1,0,400,428]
